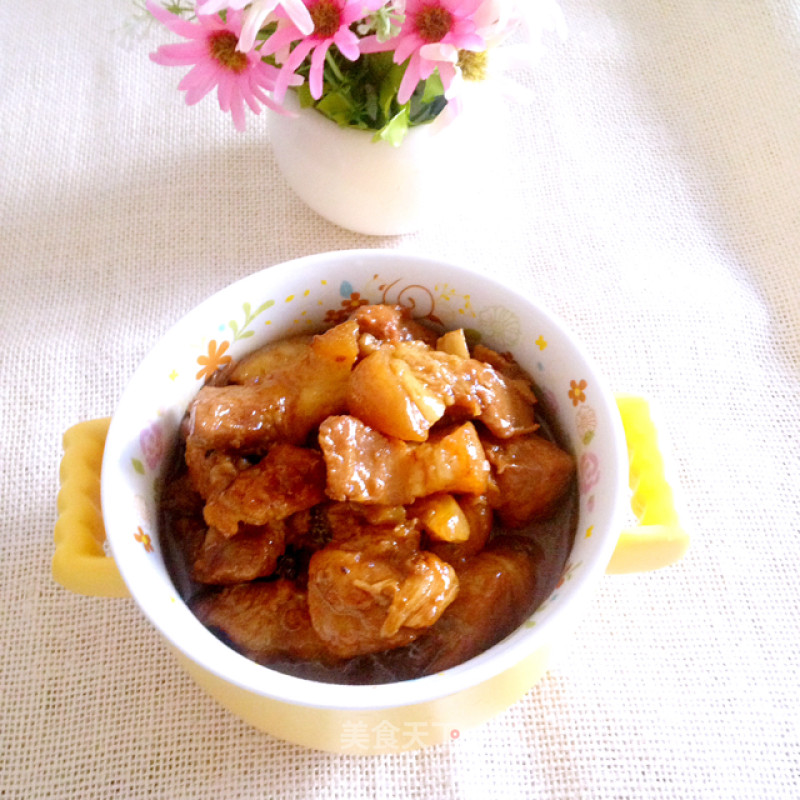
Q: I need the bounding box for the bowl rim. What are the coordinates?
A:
[102,249,628,711]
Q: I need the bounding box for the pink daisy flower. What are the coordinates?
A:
[147,0,291,131]
[262,0,383,101]
[361,0,485,104]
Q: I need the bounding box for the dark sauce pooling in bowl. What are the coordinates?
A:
[158,313,578,685]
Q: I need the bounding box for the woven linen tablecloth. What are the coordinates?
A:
[1,0,798,797]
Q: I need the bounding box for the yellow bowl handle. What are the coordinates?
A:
[607,395,690,574]
[53,418,130,597]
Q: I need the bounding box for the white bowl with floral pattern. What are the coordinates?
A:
[98,249,628,752]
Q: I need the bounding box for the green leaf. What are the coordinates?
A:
[132,458,145,475]
[324,48,346,83]
[409,97,447,125]
[289,54,446,137]
[254,21,277,43]
[421,71,444,104]
[374,106,410,147]
[379,63,406,120]
[240,330,255,339]
[295,84,314,109]
[316,91,356,126]
[409,71,448,125]
[364,84,379,124]
[365,51,395,83]
[255,299,275,315]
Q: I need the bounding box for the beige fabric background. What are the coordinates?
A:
[2,0,799,797]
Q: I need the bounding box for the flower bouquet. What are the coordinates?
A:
[146,0,563,144]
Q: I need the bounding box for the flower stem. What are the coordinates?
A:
[325,50,345,84]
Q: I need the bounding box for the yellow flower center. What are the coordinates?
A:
[208,31,248,73]
[310,0,341,38]
[416,4,453,43]
[457,49,488,81]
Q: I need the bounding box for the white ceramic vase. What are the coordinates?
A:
[269,93,464,236]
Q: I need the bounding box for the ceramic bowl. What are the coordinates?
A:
[55,249,684,753]
[270,95,464,235]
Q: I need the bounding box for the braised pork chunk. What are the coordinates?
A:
[307,524,458,658]
[418,536,543,674]
[159,304,577,683]
[319,417,489,505]
[192,523,286,585]
[483,434,576,528]
[202,444,326,537]
[192,580,333,665]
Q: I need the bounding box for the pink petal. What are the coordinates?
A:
[249,71,293,116]
[309,42,331,99]
[249,80,272,105]
[273,38,314,100]
[146,0,204,39]
[286,71,304,88]
[217,73,233,112]
[238,4,274,52]
[334,29,360,61]
[416,56,437,80]
[239,77,262,114]
[394,35,422,64]
[150,41,209,67]
[397,55,423,104]
[455,33,484,50]
[453,0,483,14]
[281,0,314,35]
[255,82,294,115]
[419,41,458,62]
[448,22,483,48]
[285,38,315,73]
[178,60,219,91]
[261,23,302,56]
[358,34,394,54]
[228,85,247,131]
[183,68,220,105]
[249,63,278,92]
[255,60,281,80]
[341,2,366,25]
[223,9,244,34]
[437,60,456,90]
